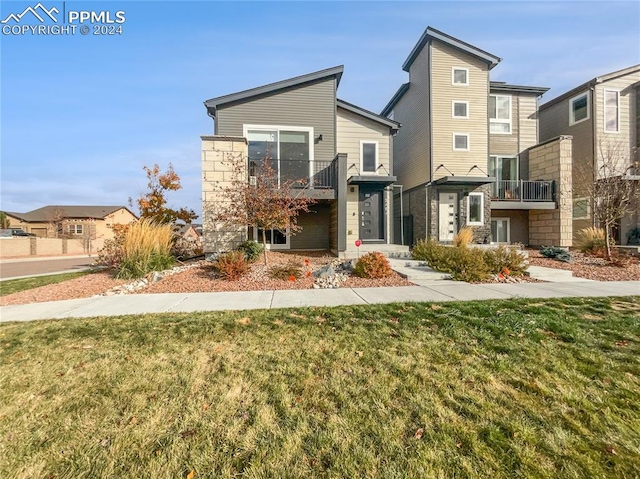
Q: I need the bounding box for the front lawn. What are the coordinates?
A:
[1,297,639,478]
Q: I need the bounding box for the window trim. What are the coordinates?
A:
[467,192,484,226]
[453,132,470,151]
[572,197,590,220]
[491,217,510,244]
[452,100,469,119]
[489,94,512,134]
[451,67,469,86]
[569,91,590,126]
[252,226,290,250]
[243,124,315,186]
[360,140,379,175]
[69,224,83,235]
[603,89,620,133]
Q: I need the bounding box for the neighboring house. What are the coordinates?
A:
[381,27,569,247]
[201,66,406,257]
[177,223,202,242]
[539,65,640,244]
[4,205,137,239]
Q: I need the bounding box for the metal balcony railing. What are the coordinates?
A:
[491,179,555,202]
[248,159,335,189]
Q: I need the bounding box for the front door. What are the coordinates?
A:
[359,187,383,241]
[438,192,457,241]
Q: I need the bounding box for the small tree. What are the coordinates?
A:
[136,163,198,225]
[208,152,316,265]
[0,212,10,229]
[45,207,65,238]
[576,140,639,259]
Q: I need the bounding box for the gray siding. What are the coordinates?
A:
[290,203,331,250]
[491,210,529,245]
[216,78,337,162]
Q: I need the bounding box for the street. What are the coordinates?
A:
[0,257,95,279]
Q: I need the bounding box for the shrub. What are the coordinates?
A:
[116,219,174,279]
[96,224,130,268]
[442,246,490,282]
[172,237,203,260]
[575,227,607,254]
[238,240,264,262]
[453,227,475,248]
[483,246,528,276]
[214,250,249,280]
[627,227,640,245]
[353,252,393,279]
[268,263,302,280]
[412,239,445,265]
[540,245,572,263]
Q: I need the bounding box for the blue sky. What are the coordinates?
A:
[1,1,639,219]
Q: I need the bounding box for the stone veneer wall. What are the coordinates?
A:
[528,136,573,247]
[201,135,249,254]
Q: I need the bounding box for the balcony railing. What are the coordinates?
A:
[248,159,334,189]
[491,179,555,202]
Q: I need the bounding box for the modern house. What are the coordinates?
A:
[3,205,137,239]
[539,65,640,244]
[201,66,406,257]
[381,27,571,247]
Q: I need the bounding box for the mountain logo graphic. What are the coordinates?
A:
[1,3,59,24]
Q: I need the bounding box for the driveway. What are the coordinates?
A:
[0,257,95,280]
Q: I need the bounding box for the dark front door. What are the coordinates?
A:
[359,187,384,241]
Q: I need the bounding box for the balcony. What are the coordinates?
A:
[248,158,336,199]
[491,179,556,210]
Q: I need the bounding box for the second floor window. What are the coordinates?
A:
[604,90,619,133]
[569,92,590,126]
[452,67,469,86]
[453,133,469,151]
[490,95,511,134]
[361,141,378,173]
[452,101,469,119]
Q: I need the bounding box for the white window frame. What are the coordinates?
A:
[569,91,590,126]
[467,192,484,226]
[573,197,590,220]
[451,67,469,86]
[453,132,470,151]
[252,226,291,250]
[243,124,315,186]
[491,217,510,244]
[603,89,620,133]
[360,140,379,175]
[452,101,469,119]
[69,224,83,235]
[489,94,512,134]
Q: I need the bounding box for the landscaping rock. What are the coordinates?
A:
[313,265,335,279]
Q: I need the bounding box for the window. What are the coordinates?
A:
[452,101,469,119]
[467,193,484,225]
[452,67,469,86]
[361,141,378,173]
[244,125,313,186]
[573,197,590,219]
[489,95,511,134]
[489,155,518,199]
[491,218,510,243]
[569,91,590,125]
[604,90,619,133]
[453,133,469,151]
[69,224,83,235]
[253,227,289,249]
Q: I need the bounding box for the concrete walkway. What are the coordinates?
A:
[1,280,638,323]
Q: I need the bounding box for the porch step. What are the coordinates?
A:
[386,258,450,281]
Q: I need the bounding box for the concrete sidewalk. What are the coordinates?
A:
[1,280,638,323]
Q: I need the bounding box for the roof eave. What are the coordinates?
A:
[381,83,410,117]
[337,99,401,131]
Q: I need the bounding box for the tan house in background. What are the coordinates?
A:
[539,65,640,244]
[4,205,137,240]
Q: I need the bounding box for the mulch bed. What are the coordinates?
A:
[527,249,640,281]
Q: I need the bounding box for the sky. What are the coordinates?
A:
[1,0,639,220]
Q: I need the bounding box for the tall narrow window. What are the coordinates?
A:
[467,193,484,225]
[361,141,378,173]
[489,95,511,133]
[569,92,590,125]
[604,90,619,133]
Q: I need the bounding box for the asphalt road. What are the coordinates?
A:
[0,257,94,279]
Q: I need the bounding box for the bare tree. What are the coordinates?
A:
[206,152,316,265]
[45,208,65,238]
[575,140,639,259]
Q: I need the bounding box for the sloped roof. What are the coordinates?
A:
[402,27,501,73]
[204,66,344,118]
[337,99,401,131]
[5,205,136,222]
[380,83,410,117]
[540,64,640,111]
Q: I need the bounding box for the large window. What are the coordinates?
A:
[489,155,518,199]
[68,224,83,235]
[361,141,378,173]
[569,92,590,125]
[489,95,511,134]
[453,133,470,151]
[245,126,312,186]
[467,193,484,225]
[604,90,619,133]
[452,67,469,86]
